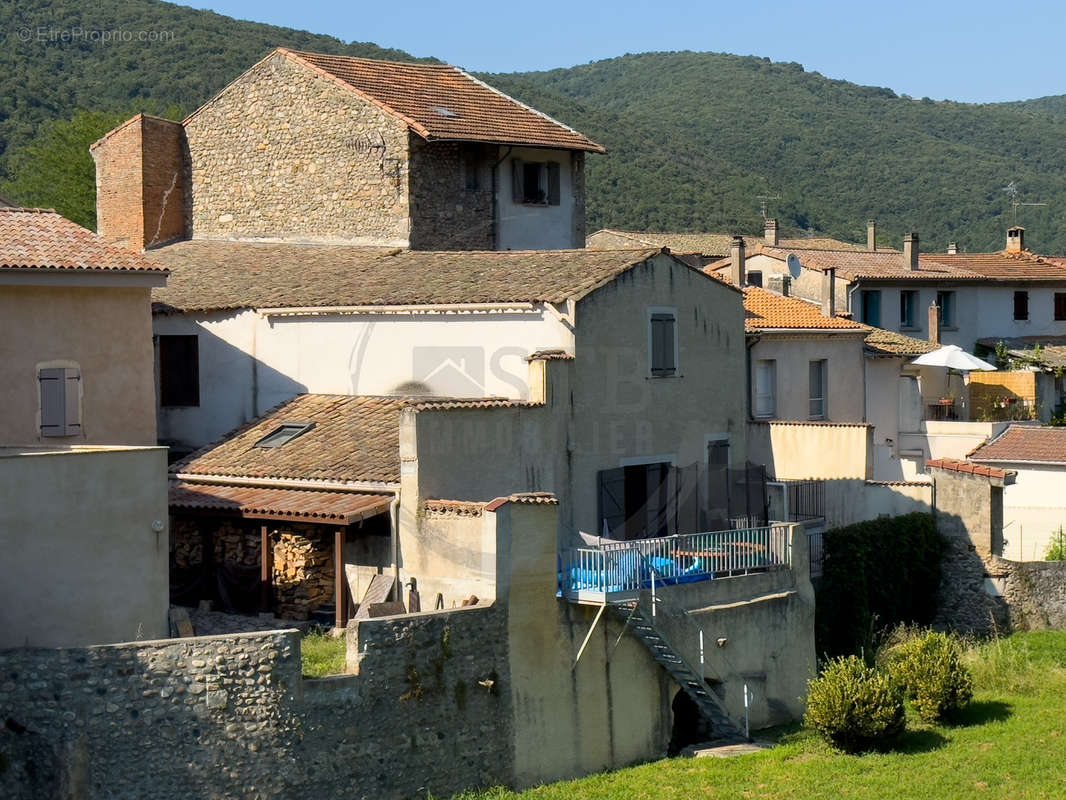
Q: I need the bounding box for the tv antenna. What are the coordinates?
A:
[756,194,781,221]
[1003,181,1048,224]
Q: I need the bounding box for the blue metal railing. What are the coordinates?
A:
[560,525,791,602]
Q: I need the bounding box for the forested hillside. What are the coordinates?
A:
[4,1,1066,253]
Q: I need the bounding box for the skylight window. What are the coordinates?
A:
[430,106,459,118]
[254,423,315,448]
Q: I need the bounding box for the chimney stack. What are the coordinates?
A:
[928,302,940,346]
[822,267,836,317]
[947,242,958,255]
[764,218,779,246]
[903,232,919,271]
[1006,226,1025,254]
[730,236,746,286]
[767,274,791,296]
[867,220,877,251]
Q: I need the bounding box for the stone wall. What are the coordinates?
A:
[985,556,1066,631]
[408,138,494,250]
[0,605,511,800]
[184,51,411,245]
[570,150,586,248]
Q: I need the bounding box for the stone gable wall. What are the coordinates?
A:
[408,138,495,250]
[0,604,511,799]
[184,52,412,245]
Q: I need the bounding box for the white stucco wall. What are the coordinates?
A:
[154,308,573,450]
[986,463,1066,561]
[497,147,579,250]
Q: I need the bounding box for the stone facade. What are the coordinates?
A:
[184,52,412,245]
[408,139,494,250]
[0,604,511,800]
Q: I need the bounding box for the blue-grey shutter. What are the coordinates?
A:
[547,162,561,205]
[650,313,676,375]
[40,368,65,436]
[63,368,81,434]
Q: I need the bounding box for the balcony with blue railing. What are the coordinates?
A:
[559,524,793,604]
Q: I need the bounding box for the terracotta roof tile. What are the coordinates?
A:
[925,458,1016,481]
[0,208,168,273]
[484,492,558,511]
[148,241,665,312]
[743,286,866,331]
[968,425,1066,465]
[282,50,603,153]
[170,482,391,523]
[423,499,485,517]
[172,394,412,484]
[863,328,939,357]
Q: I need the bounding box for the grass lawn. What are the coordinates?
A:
[457,631,1066,800]
[301,629,347,678]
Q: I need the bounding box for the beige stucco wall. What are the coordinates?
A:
[822,479,932,529]
[0,446,169,646]
[0,285,157,446]
[184,52,412,245]
[398,509,499,605]
[987,464,1066,561]
[748,421,873,480]
[749,333,866,422]
[737,254,850,314]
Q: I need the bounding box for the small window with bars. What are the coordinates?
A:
[39,366,81,437]
[649,309,678,377]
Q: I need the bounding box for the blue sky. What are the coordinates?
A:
[187,0,1065,103]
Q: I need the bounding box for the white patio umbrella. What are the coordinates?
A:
[910,345,997,372]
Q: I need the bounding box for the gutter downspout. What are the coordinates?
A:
[745,332,761,420]
[390,493,401,602]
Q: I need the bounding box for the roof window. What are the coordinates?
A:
[254,422,315,449]
[431,106,459,118]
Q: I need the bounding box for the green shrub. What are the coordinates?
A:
[886,630,973,722]
[804,656,906,753]
[1045,526,1066,561]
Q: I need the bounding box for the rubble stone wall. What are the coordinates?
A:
[0,605,511,799]
[184,51,412,245]
[408,138,495,250]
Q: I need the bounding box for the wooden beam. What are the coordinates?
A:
[334,528,347,629]
[260,524,272,613]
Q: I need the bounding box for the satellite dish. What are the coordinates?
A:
[787,253,802,280]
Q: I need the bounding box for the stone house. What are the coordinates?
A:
[0,207,170,646]
[91,48,603,252]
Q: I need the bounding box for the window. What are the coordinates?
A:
[1014,291,1029,321]
[900,290,918,329]
[159,335,200,407]
[1056,293,1066,321]
[39,366,81,437]
[511,159,561,205]
[754,359,776,418]
[937,290,956,327]
[747,271,763,288]
[861,290,882,327]
[649,309,678,377]
[254,423,315,449]
[809,360,827,419]
[597,462,671,540]
[461,144,480,192]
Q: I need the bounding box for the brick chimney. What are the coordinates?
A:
[821,267,836,317]
[1006,226,1025,254]
[903,232,919,270]
[928,302,940,346]
[764,218,779,246]
[730,235,746,287]
[947,242,958,255]
[91,114,188,250]
[867,220,877,251]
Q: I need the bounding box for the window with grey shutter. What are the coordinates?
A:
[546,162,561,205]
[650,312,677,376]
[39,367,81,436]
[511,159,524,203]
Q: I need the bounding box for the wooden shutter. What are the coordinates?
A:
[597,467,626,540]
[650,313,676,375]
[547,162,561,205]
[63,368,81,434]
[511,159,524,203]
[39,368,65,436]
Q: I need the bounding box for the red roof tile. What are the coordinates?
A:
[743,286,866,331]
[282,50,604,153]
[968,425,1066,465]
[925,458,1016,481]
[170,482,391,524]
[0,208,168,273]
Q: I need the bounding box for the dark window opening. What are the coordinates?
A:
[1014,290,1029,321]
[861,290,881,327]
[597,462,671,540]
[461,145,480,192]
[159,335,200,407]
[900,290,918,328]
[747,271,763,287]
[1055,293,1066,321]
[254,423,315,449]
[511,159,561,206]
[937,290,956,327]
[650,312,678,376]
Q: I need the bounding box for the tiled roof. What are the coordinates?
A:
[975,336,1066,369]
[925,458,1016,481]
[281,50,604,153]
[484,492,559,511]
[743,286,866,331]
[0,208,168,273]
[863,328,939,357]
[423,499,485,517]
[968,425,1066,465]
[170,482,391,523]
[172,394,411,484]
[588,230,870,256]
[750,245,1066,283]
[148,241,667,312]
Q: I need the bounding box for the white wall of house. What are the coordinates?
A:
[497,147,579,250]
[981,462,1066,561]
[154,308,572,450]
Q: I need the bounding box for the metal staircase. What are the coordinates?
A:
[613,599,746,742]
